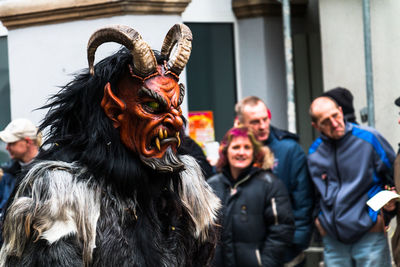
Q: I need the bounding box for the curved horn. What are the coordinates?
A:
[161,24,193,76]
[87,25,157,77]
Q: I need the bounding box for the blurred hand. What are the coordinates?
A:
[383,199,397,212]
[383,186,398,212]
[315,218,327,237]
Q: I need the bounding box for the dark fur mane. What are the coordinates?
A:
[36,48,174,197]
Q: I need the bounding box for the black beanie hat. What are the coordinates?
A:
[395,96,400,107]
[322,87,355,116]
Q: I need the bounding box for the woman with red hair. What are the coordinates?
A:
[208,127,294,266]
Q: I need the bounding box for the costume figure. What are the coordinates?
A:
[0,24,220,266]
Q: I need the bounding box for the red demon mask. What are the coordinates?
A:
[87,24,192,170]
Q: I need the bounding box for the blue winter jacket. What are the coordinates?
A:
[308,123,395,243]
[264,127,314,255]
[0,173,16,213]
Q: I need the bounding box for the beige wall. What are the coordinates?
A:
[182,0,235,22]
[319,0,400,150]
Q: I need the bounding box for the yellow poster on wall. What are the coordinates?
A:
[188,111,215,149]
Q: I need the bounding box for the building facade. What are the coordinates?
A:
[0,0,399,151]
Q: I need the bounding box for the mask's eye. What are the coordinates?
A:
[143,101,161,113]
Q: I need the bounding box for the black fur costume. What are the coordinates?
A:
[0,26,220,266]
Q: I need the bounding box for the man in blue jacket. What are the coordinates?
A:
[235,96,314,266]
[308,96,395,266]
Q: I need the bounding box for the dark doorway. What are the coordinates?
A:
[0,35,11,162]
[185,23,237,142]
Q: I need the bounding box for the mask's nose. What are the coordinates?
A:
[163,108,183,131]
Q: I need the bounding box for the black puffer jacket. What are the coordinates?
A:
[208,166,294,267]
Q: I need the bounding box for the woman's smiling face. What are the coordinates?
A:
[227,135,254,174]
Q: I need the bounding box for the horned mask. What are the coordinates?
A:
[87,24,192,172]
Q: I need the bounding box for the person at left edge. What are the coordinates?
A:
[208,126,294,266]
[0,118,41,246]
[0,118,41,213]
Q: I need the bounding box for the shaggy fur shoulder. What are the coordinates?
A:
[177,155,220,241]
[0,160,101,266]
[0,157,220,266]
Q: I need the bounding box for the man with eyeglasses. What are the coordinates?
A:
[308,96,395,266]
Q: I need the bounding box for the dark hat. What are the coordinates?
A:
[322,87,355,116]
[395,96,400,107]
[321,87,357,123]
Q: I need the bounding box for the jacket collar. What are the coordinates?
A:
[221,165,259,186]
[319,121,353,143]
[265,126,299,145]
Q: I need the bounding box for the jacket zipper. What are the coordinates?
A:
[232,174,251,192]
[232,173,263,267]
[332,142,341,238]
[324,177,328,198]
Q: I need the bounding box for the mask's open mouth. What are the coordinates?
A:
[149,129,181,152]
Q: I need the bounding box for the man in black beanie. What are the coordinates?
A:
[322,87,357,124]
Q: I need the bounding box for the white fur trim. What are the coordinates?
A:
[1,161,101,265]
[178,155,221,241]
[42,214,78,244]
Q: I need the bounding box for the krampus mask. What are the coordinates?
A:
[88,24,191,172]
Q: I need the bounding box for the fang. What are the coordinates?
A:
[155,138,161,150]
